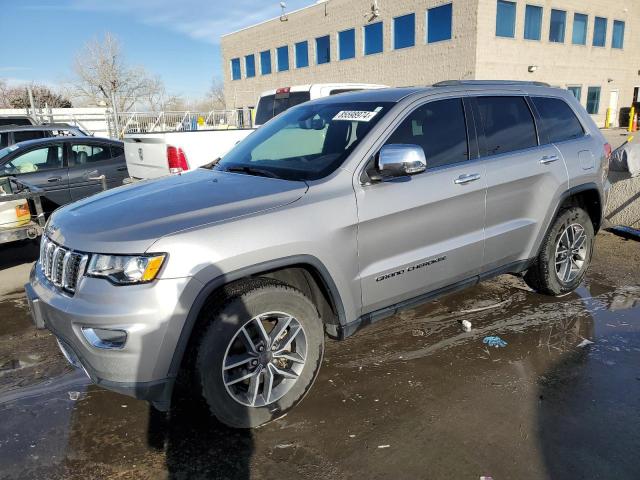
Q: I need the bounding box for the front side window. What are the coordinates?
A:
[231,58,241,80]
[593,17,607,47]
[612,20,625,49]
[586,87,601,114]
[476,97,537,156]
[496,0,516,38]
[71,144,111,165]
[218,101,392,181]
[531,97,584,144]
[245,54,256,78]
[339,29,356,60]
[316,35,331,64]
[427,3,453,43]
[394,13,415,49]
[260,50,272,75]
[524,5,542,40]
[3,145,63,174]
[295,41,309,68]
[385,98,468,169]
[549,9,566,43]
[364,22,383,55]
[277,46,289,72]
[572,13,588,45]
[567,86,582,101]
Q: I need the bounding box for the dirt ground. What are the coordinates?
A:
[0,230,639,480]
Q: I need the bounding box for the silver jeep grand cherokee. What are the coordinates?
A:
[26,81,610,428]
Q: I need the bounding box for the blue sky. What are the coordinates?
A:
[0,0,311,98]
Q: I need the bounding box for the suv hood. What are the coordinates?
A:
[47,169,308,253]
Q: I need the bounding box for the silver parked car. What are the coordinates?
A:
[26,81,610,428]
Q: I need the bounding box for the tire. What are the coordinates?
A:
[195,278,324,428]
[524,206,594,296]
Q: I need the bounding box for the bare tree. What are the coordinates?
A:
[0,81,72,109]
[207,79,226,109]
[71,33,164,111]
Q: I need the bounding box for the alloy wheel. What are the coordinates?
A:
[554,223,588,283]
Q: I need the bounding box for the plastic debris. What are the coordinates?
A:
[68,391,80,401]
[480,477,494,480]
[411,329,425,337]
[483,336,508,348]
[461,320,472,332]
[577,339,594,348]
[377,445,390,449]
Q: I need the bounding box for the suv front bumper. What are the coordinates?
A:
[26,264,203,410]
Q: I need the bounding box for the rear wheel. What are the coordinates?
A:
[196,279,324,428]
[524,207,594,296]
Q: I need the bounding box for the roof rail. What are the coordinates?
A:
[433,80,551,87]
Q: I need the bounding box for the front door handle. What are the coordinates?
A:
[47,176,62,183]
[454,173,481,185]
[540,155,560,164]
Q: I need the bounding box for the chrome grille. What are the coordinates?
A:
[39,236,88,294]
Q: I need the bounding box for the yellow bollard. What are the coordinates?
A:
[629,106,636,132]
[605,108,612,129]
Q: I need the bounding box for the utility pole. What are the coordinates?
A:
[27,85,38,124]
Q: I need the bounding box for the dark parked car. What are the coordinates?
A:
[0,136,128,213]
[0,115,36,127]
[0,124,87,149]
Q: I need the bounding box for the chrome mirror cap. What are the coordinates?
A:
[377,144,427,177]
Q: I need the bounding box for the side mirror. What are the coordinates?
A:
[377,144,427,178]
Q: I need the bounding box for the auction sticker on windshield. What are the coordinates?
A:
[333,107,382,122]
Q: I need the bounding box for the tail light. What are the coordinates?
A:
[15,202,30,219]
[603,142,612,180]
[604,143,612,159]
[167,146,189,174]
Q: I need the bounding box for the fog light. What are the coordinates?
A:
[82,328,128,349]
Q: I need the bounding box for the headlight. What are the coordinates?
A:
[86,253,166,285]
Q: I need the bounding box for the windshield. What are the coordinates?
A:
[254,91,311,126]
[216,101,393,181]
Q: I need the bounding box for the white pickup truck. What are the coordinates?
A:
[124,83,386,180]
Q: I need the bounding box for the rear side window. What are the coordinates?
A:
[71,144,111,165]
[0,118,32,126]
[531,97,584,144]
[111,145,124,158]
[255,91,311,125]
[476,97,537,156]
[0,133,8,148]
[385,98,469,169]
[13,131,46,143]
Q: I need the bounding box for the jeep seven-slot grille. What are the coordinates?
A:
[39,236,88,294]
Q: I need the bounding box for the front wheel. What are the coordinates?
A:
[524,207,595,296]
[196,279,324,428]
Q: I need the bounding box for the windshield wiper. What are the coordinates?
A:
[224,166,280,179]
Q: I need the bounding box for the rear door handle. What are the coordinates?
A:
[47,176,62,183]
[540,155,560,164]
[454,173,481,185]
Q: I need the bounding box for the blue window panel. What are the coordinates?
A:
[231,58,241,80]
[586,87,600,114]
[572,13,588,45]
[496,0,516,38]
[568,86,582,102]
[549,9,566,43]
[339,29,356,60]
[260,50,271,75]
[277,46,289,72]
[612,20,625,49]
[364,22,384,55]
[427,3,452,43]
[316,35,331,64]
[593,17,607,47]
[524,5,542,40]
[295,41,309,68]
[245,54,256,78]
[394,13,415,49]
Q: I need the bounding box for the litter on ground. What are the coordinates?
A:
[483,336,508,348]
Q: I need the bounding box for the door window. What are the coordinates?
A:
[3,145,63,174]
[531,97,584,144]
[385,98,469,169]
[110,145,125,158]
[476,96,538,156]
[71,144,111,165]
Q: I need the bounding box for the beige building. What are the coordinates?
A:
[221,0,640,127]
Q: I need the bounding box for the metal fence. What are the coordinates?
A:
[107,108,254,138]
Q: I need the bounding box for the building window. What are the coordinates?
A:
[523,5,542,40]
[567,86,582,102]
[549,9,566,43]
[295,41,309,68]
[394,13,415,49]
[260,50,272,75]
[612,20,625,49]
[427,3,452,43]
[316,35,331,64]
[593,17,607,47]
[245,54,256,78]
[277,46,289,72]
[586,87,601,114]
[338,29,356,60]
[496,0,516,38]
[231,58,241,80]
[572,13,588,45]
[364,21,384,55]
